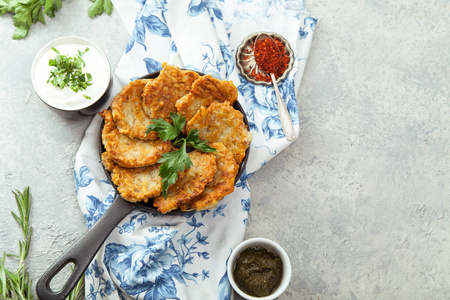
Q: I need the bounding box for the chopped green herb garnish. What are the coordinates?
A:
[47,47,93,97]
[146,112,216,198]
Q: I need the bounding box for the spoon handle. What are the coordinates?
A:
[270,73,296,141]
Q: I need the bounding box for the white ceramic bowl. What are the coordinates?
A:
[227,238,292,300]
[31,36,112,118]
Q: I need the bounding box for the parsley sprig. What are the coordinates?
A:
[0,0,113,40]
[0,0,62,40]
[47,47,93,98]
[146,113,216,198]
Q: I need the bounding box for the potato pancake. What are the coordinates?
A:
[101,152,162,202]
[142,63,200,123]
[153,150,217,214]
[99,63,253,213]
[180,143,239,211]
[100,109,173,168]
[110,79,159,140]
[175,75,238,123]
[186,101,252,165]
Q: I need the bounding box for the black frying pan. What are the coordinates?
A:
[35,71,249,300]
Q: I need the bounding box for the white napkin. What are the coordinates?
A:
[74,1,316,299]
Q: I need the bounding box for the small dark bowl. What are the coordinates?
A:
[31,36,112,118]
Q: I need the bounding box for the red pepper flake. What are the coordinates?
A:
[249,37,290,83]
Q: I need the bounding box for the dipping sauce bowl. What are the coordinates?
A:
[31,36,112,118]
[227,237,292,300]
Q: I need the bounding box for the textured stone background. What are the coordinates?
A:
[0,1,448,299]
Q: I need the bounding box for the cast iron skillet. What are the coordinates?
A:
[36,71,250,300]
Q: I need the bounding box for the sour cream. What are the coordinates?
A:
[31,36,111,111]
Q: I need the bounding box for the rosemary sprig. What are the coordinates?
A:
[0,187,33,300]
[66,267,85,300]
[0,187,85,300]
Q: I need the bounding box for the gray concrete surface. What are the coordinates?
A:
[1,0,449,299]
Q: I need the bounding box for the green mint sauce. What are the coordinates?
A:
[233,246,283,297]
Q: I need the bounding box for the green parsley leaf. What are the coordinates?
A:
[147,113,216,198]
[184,129,216,152]
[0,1,10,16]
[157,141,193,198]
[47,47,93,97]
[88,0,113,17]
[1,0,113,39]
[1,0,62,39]
[170,112,187,133]
[145,114,184,141]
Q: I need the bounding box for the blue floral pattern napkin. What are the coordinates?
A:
[74,0,316,299]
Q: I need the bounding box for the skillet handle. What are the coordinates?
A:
[36,196,135,300]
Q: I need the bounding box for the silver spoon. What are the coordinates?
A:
[254,33,295,141]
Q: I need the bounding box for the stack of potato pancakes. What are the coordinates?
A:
[100,63,252,214]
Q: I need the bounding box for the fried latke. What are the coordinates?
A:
[101,152,162,202]
[99,63,251,213]
[110,79,159,140]
[142,63,200,123]
[100,109,173,168]
[180,142,239,211]
[186,101,252,165]
[153,150,217,214]
[175,75,238,123]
